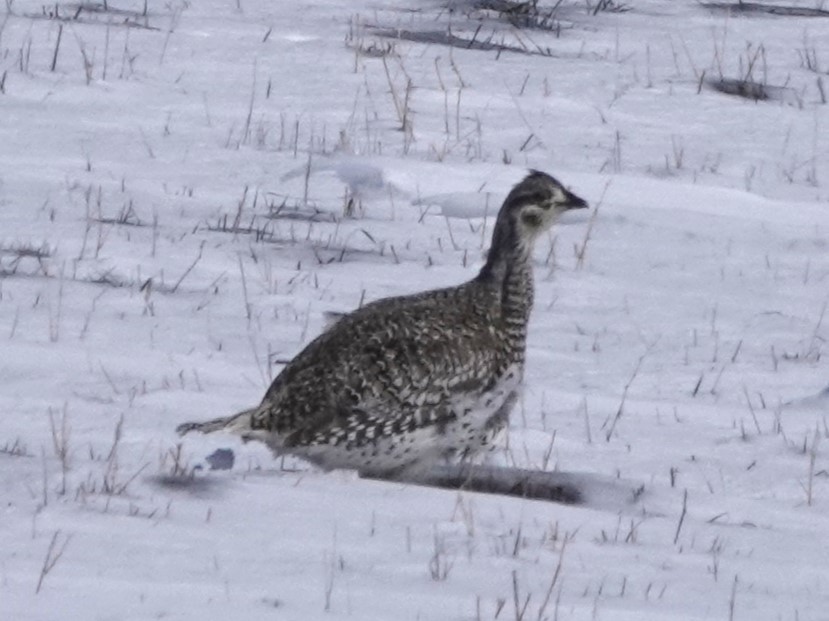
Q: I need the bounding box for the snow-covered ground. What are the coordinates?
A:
[1,0,828,618]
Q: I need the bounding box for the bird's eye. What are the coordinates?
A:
[523,192,549,208]
[522,212,542,227]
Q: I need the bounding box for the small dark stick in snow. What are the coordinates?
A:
[177,171,592,501]
[205,448,235,471]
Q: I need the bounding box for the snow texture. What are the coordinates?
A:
[1,0,828,619]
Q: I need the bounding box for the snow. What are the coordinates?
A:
[1,0,828,619]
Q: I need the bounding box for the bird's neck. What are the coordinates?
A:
[476,221,536,330]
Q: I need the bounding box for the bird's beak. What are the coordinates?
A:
[564,190,588,210]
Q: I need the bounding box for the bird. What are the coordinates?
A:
[177,170,587,478]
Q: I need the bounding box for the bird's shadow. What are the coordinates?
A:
[364,464,646,509]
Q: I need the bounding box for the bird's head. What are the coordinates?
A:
[503,170,588,238]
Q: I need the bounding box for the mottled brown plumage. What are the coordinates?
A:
[177,170,587,476]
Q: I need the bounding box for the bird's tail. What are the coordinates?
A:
[176,406,261,437]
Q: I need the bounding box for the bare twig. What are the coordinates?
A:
[512,570,531,621]
[238,254,252,323]
[241,60,257,145]
[806,430,820,506]
[536,540,566,621]
[604,347,650,442]
[575,180,610,269]
[50,23,63,72]
[48,404,70,495]
[171,241,205,293]
[728,574,738,621]
[673,489,688,545]
[35,531,71,594]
